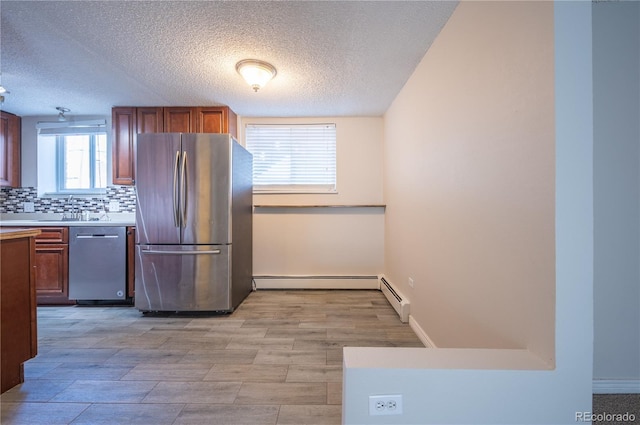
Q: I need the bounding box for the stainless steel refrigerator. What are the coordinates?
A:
[134,133,252,313]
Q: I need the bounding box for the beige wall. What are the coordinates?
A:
[238,117,385,280]
[383,1,555,361]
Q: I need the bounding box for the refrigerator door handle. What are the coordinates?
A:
[173,150,180,227]
[180,150,188,227]
[141,249,222,255]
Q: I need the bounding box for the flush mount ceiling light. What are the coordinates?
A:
[236,59,277,92]
[56,106,70,121]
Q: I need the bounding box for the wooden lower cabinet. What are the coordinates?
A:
[33,228,73,305]
[3,225,138,304]
[35,243,70,304]
[1,230,38,393]
[126,226,135,298]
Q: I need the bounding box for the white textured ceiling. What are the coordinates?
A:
[1,1,457,118]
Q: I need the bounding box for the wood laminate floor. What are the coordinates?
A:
[0,290,423,425]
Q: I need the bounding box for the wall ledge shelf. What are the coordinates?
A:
[253,204,386,209]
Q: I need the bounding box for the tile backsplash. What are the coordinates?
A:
[0,186,136,214]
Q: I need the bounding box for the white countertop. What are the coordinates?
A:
[0,213,136,227]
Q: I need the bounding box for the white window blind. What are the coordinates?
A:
[36,119,107,135]
[245,124,337,193]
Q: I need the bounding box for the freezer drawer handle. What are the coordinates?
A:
[76,235,119,239]
[141,249,222,255]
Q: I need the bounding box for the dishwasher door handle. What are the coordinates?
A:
[76,235,120,239]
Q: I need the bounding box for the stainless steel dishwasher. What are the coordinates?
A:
[69,226,126,300]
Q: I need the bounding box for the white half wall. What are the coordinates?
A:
[253,207,384,278]
[343,1,594,423]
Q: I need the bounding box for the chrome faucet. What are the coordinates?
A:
[63,195,80,221]
[94,198,111,222]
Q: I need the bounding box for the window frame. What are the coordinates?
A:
[245,123,338,194]
[55,133,107,194]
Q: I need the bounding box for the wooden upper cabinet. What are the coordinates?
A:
[112,107,136,185]
[197,108,223,133]
[112,106,237,185]
[137,107,163,134]
[164,107,196,133]
[0,111,21,188]
[196,107,237,137]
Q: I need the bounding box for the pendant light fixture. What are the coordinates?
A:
[0,72,9,103]
[56,106,70,121]
[236,59,277,92]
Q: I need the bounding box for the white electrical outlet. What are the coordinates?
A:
[369,395,403,416]
[408,277,414,288]
[108,201,120,212]
[23,202,35,213]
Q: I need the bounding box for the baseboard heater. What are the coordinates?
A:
[380,276,410,323]
[253,275,380,290]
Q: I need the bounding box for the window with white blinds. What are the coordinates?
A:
[36,120,108,195]
[245,123,337,193]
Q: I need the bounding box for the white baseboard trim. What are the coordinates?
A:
[593,379,640,394]
[254,276,380,290]
[409,315,437,348]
